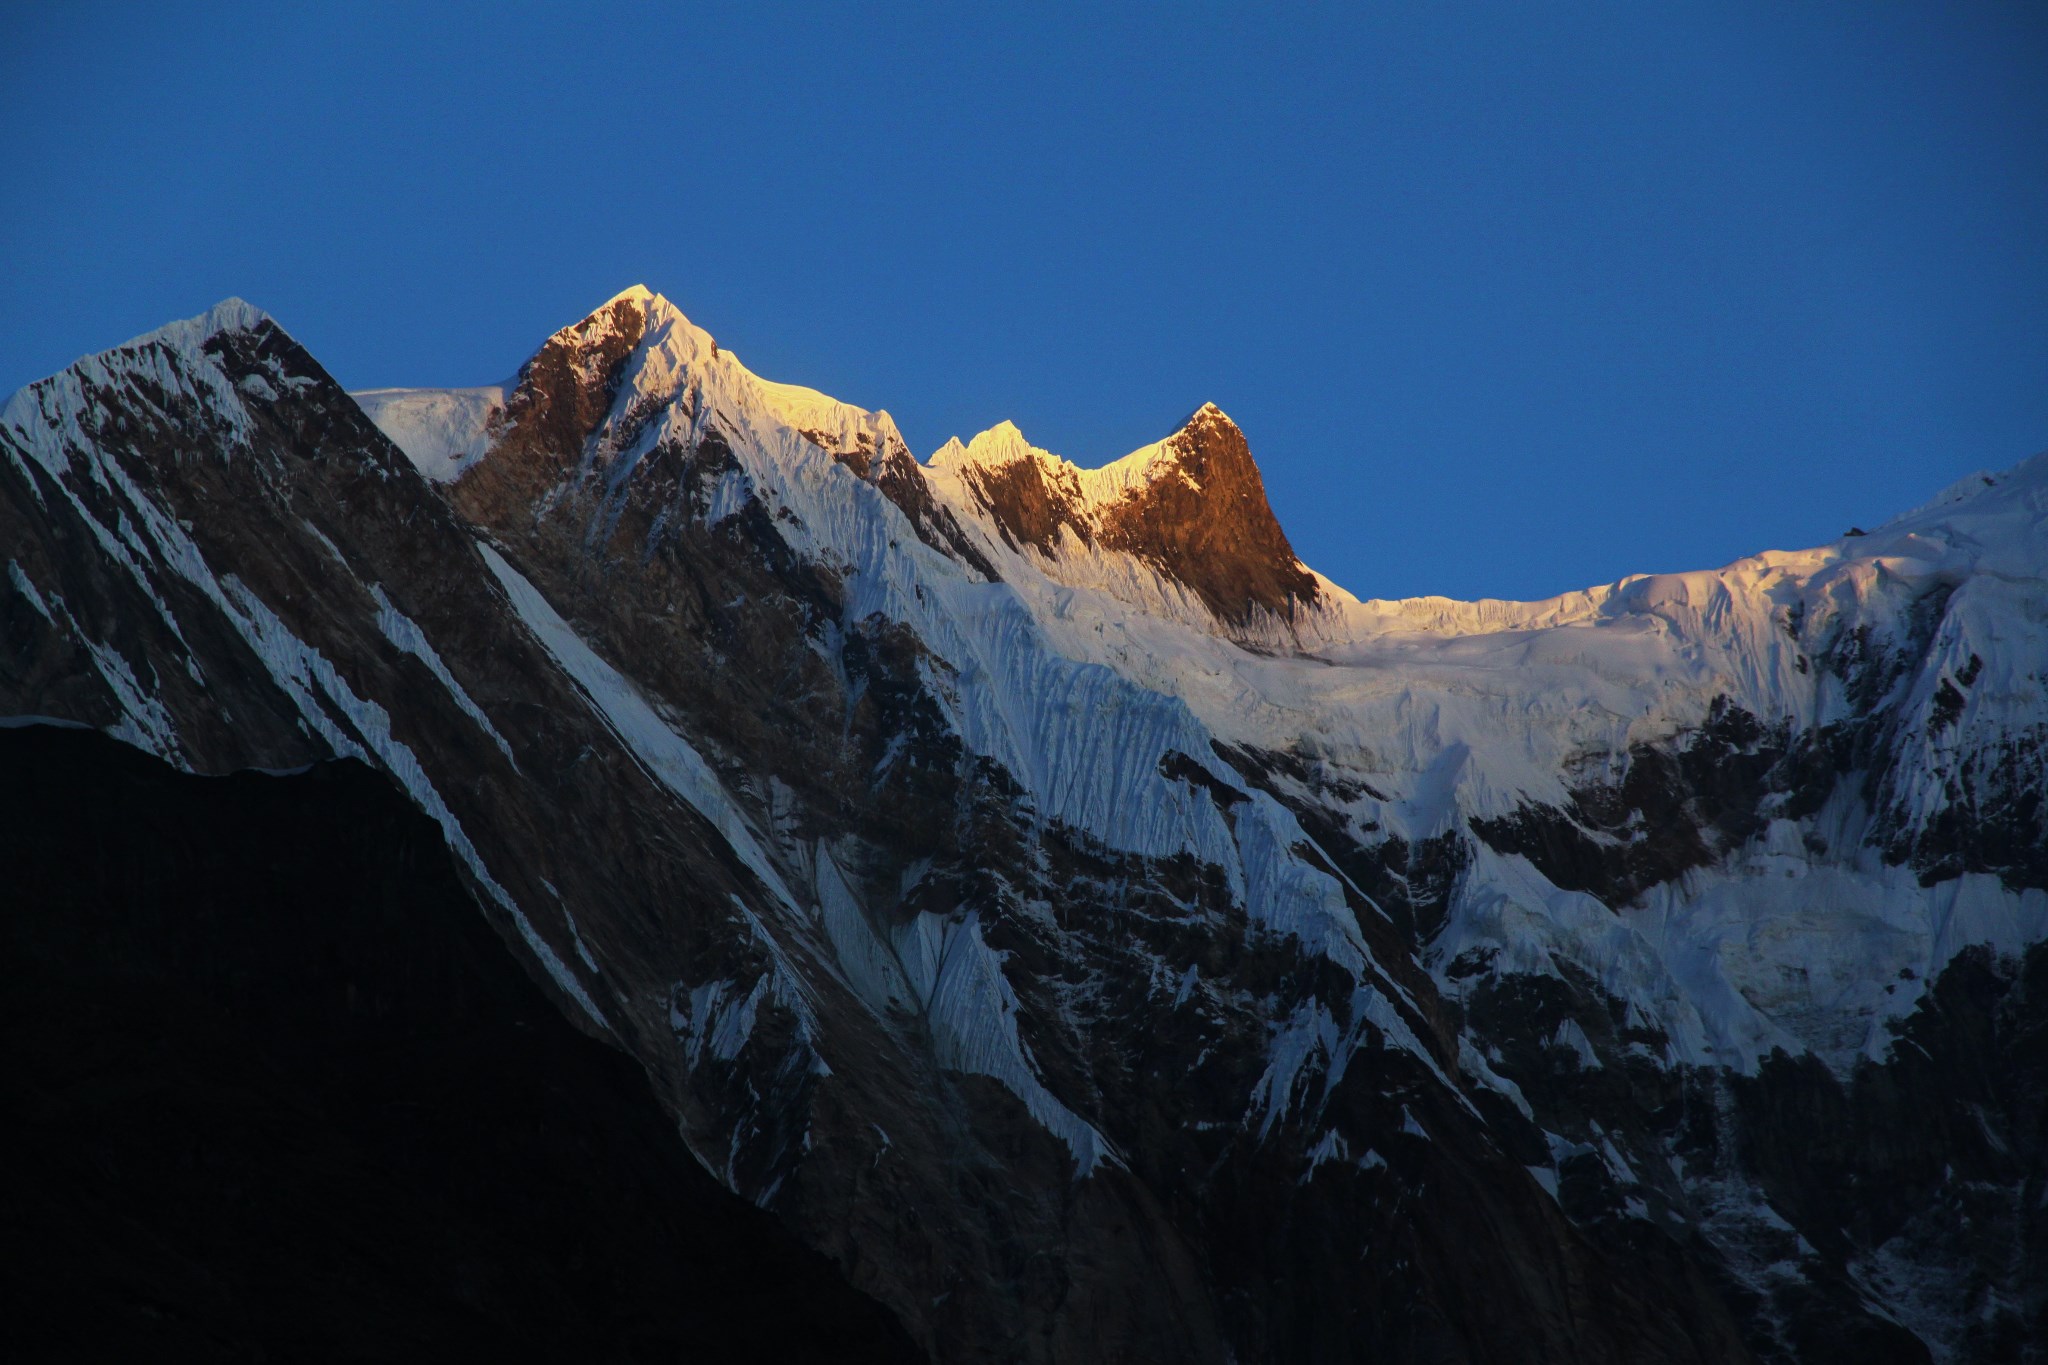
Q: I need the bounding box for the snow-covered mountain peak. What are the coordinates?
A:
[605,286,707,362]
[513,285,719,411]
[357,287,918,506]
[129,297,274,355]
[535,286,923,457]
[1078,400,1243,501]
[178,294,269,337]
[356,292,1304,641]
[2,296,316,477]
[928,404,1247,505]
[603,281,658,308]
[918,402,1320,632]
[559,282,674,336]
[925,420,1042,476]
[5,297,276,431]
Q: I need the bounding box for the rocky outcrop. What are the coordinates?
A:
[947,427,1096,557]
[1095,403,1321,626]
[938,403,1322,631]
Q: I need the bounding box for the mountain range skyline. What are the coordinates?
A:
[9,6,2046,1354]
[7,4,2044,603]
[19,279,2035,616]
[7,285,2042,1358]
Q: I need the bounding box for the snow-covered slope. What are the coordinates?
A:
[917,410,2048,1073]
[350,384,507,482]
[394,285,2045,1061]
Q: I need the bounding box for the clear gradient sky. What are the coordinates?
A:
[5,3,2044,602]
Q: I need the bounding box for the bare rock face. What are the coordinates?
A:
[6,289,2044,1363]
[947,426,1097,557]
[505,292,649,453]
[1095,403,1322,626]
[943,403,1321,631]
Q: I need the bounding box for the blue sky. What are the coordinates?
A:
[5,2,2044,601]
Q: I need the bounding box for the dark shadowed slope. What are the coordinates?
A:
[0,722,917,1364]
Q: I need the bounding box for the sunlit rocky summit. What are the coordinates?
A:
[6,286,2044,1362]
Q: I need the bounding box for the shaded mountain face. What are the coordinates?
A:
[0,723,919,1364]
[6,288,2045,1362]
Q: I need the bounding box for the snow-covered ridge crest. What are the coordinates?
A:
[928,401,1241,508]
[611,287,914,455]
[350,285,2048,902]
[353,288,2044,873]
[924,401,1328,640]
[115,297,274,361]
[350,288,2047,833]
[3,297,274,444]
[1,303,307,500]
[359,292,1327,643]
[1335,447,2047,646]
[356,285,914,489]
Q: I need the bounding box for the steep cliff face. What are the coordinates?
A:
[928,402,1320,632]
[1092,402,1322,626]
[7,288,2044,1361]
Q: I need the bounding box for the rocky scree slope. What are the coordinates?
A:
[5,287,2044,1362]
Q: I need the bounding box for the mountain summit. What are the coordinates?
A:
[6,289,2044,1363]
[1088,401,1321,625]
[929,401,1322,630]
[363,287,1327,643]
